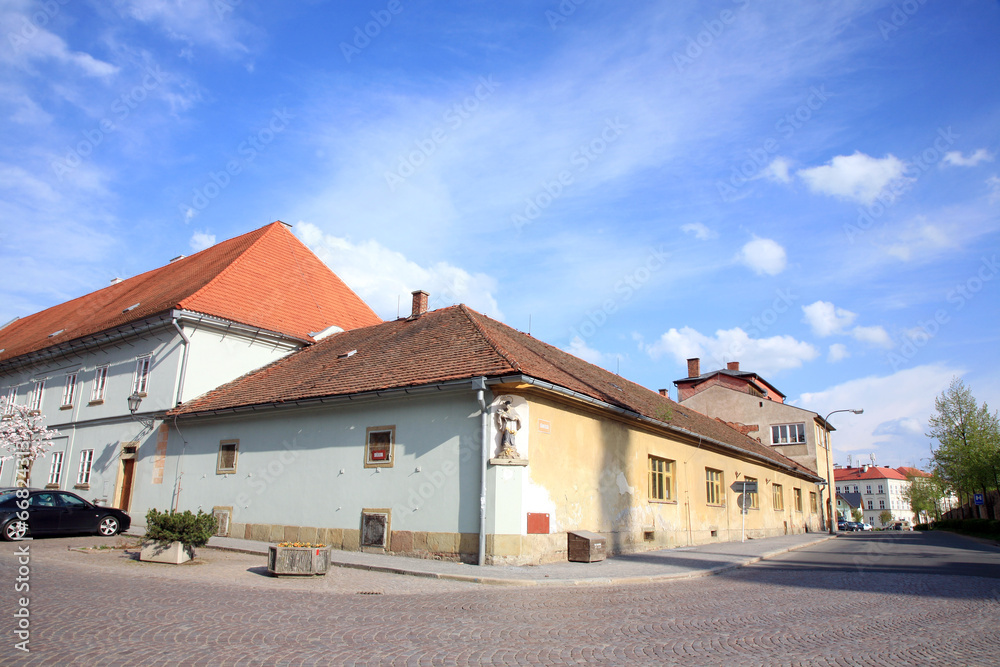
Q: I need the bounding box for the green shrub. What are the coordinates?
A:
[145,509,217,547]
[915,523,930,531]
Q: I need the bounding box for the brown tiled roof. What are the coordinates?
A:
[834,466,908,482]
[0,222,381,363]
[173,305,820,480]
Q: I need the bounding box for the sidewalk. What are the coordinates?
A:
[199,532,836,586]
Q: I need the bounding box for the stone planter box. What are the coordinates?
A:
[268,545,333,577]
[139,540,194,564]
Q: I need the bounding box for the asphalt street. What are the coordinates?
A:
[0,531,997,666]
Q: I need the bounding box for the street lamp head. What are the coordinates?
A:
[127,392,142,414]
[852,409,864,415]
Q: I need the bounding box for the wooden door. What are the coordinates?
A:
[119,459,135,512]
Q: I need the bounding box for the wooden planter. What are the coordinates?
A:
[267,545,333,577]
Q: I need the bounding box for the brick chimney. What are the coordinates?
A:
[686,358,700,378]
[727,361,740,371]
[409,290,429,319]
[658,388,669,397]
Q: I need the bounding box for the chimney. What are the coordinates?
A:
[658,388,669,398]
[862,464,869,473]
[727,361,740,371]
[409,290,429,319]
[686,358,700,378]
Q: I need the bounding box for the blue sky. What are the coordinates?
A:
[2,0,998,469]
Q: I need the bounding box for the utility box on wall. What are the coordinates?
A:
[567,530,606,562]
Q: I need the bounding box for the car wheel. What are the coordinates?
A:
[2,519,28,541]
[98,516,120,537]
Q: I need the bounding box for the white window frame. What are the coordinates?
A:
[2,387,14,414]
[771,423,806,445]
[132,356,151,395]
[62,373,77,407]
[91,366,109,402]
[77,450,94,485]
[28,380,44,412]
[48,451,64,486]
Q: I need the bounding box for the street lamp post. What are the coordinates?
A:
[128,393,156,430]
[823,408,864,534]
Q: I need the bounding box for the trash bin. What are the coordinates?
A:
[567,530,606,562]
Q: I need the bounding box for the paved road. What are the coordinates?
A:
[0,531,997,665]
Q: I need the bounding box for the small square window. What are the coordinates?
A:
[217,440,239,474]
[365,426,395,468]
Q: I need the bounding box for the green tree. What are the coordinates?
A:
[878,509,893,527]
[851,507,863,523]
[902,473,946,522]
[927,378,1000,519]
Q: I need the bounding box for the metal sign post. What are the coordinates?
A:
[731,480,757,543]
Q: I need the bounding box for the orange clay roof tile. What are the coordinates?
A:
[0,222,381,364]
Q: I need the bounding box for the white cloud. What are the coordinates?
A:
[565,336,604,365]
[884,222,954,261]
[988,175,1000,203]
[828,343,850,363]
[0,11,119,78]
[119,0,253,55]
[681,222,718,241]
[802,300,857,337]
[645,326,818,377]
[296,222,502,320]
[797,363,962,467]
[797,151,908,204]
[761,157,792,184]
[738,237,787,276]
[850,325,893,349]
[942,149,994,168]
[189,231,215,252]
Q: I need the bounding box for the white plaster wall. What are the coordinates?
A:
[132,390,483,533]
[179,325,301,403]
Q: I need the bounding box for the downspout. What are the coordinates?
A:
[474,377,488,566]
[170,316,191,511]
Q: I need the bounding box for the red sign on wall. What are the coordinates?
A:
[527,512,550,534]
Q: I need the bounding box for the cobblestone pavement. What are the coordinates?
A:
[0,532,997,665]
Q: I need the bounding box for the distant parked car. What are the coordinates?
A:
[837,520,849,531]
[860,523,873,531]
[0,489,130,541]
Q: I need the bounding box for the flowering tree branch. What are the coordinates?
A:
[0,398,60,487]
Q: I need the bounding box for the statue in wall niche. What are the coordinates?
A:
[495,399,522,459]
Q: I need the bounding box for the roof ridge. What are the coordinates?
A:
[179,222,283,309]
[457,305,520,372]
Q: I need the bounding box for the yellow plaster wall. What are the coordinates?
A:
[518,393,824,558]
